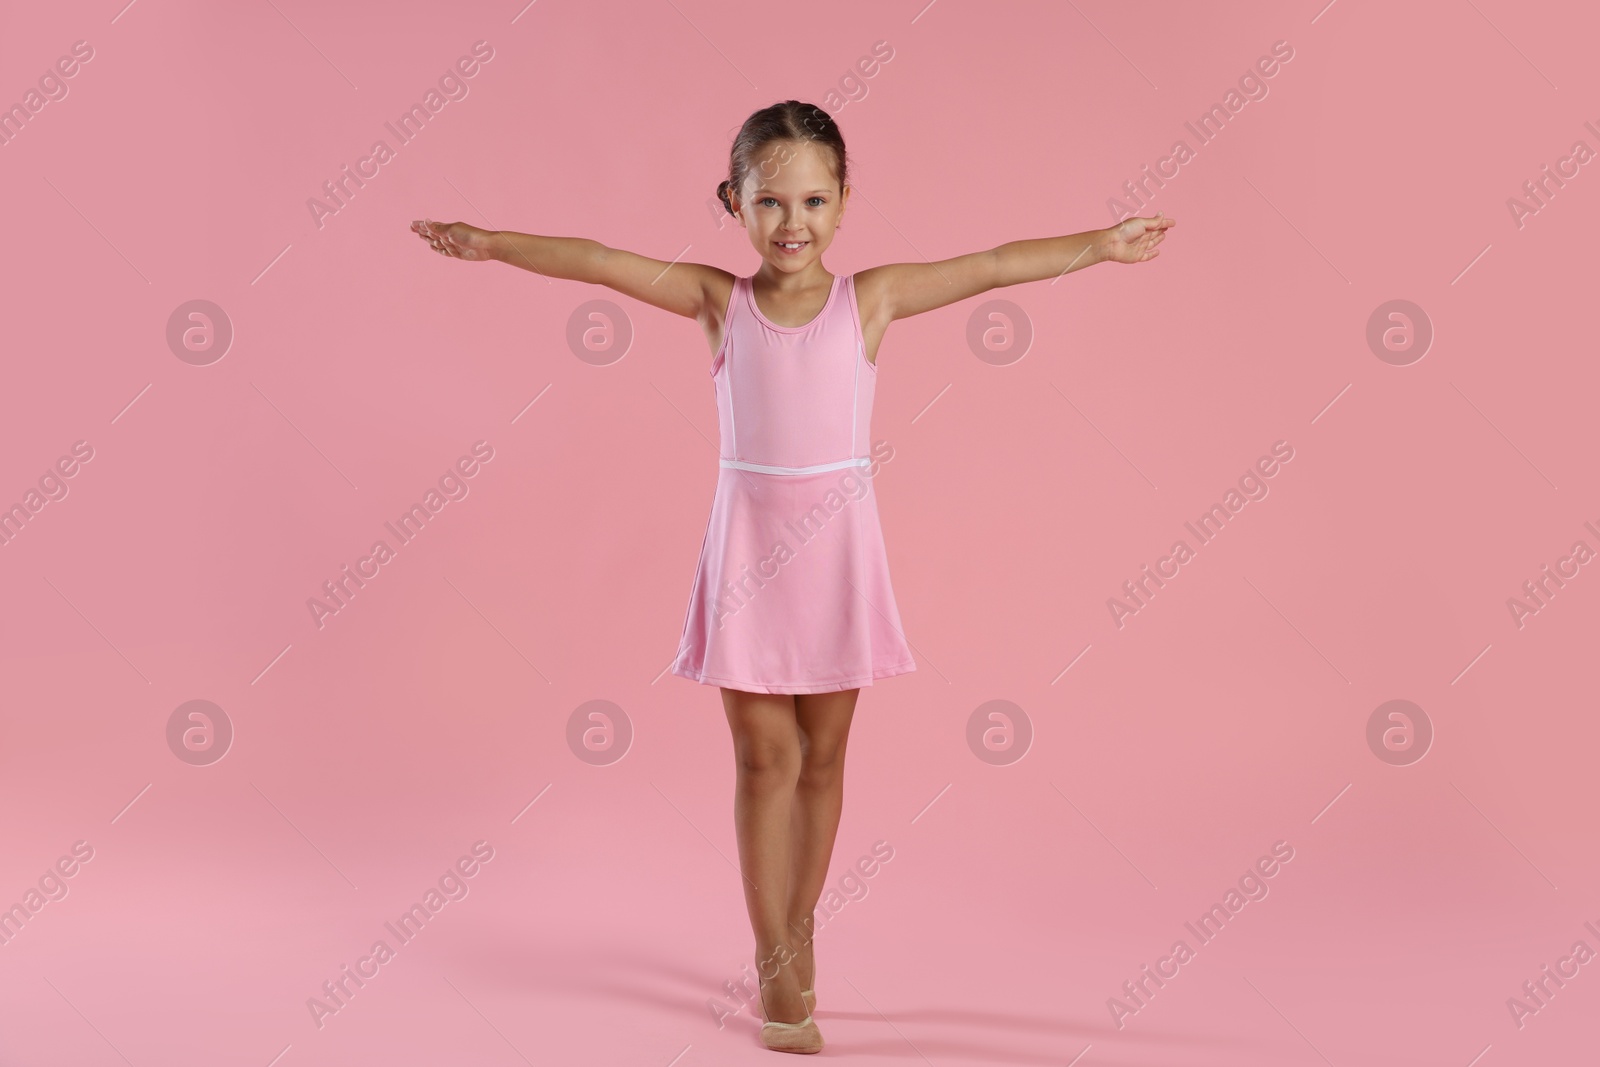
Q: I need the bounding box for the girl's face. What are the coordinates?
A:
[731,139,848,273]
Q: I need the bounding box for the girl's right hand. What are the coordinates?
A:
[411,218,496,262]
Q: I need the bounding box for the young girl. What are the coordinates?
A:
[412,99,1173,1055]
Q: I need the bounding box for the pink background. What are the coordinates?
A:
[2,1,1597,1064]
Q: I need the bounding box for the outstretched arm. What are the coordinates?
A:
[410,219,724,320]
[1000,213,1175,284]
[859,213,1175,323]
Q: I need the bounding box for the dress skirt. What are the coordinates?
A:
[671,462,916,694]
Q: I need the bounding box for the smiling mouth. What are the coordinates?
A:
[775,241,808,249]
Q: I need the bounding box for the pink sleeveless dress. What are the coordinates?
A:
[671,271,917,694]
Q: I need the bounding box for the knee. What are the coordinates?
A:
[798,743,845,788]
[736,740,800,785]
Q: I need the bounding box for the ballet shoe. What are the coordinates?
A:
[757,974,823,1053]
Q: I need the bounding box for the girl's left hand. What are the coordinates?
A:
[1102,212,1175,264]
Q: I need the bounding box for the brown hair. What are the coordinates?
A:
[716,100,848,218]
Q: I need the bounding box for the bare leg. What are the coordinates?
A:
[784,687,860,997]
[721,687,809,1024]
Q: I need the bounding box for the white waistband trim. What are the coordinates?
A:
[720,458,870,475]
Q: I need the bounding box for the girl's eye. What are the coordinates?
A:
[759,197,827,208]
